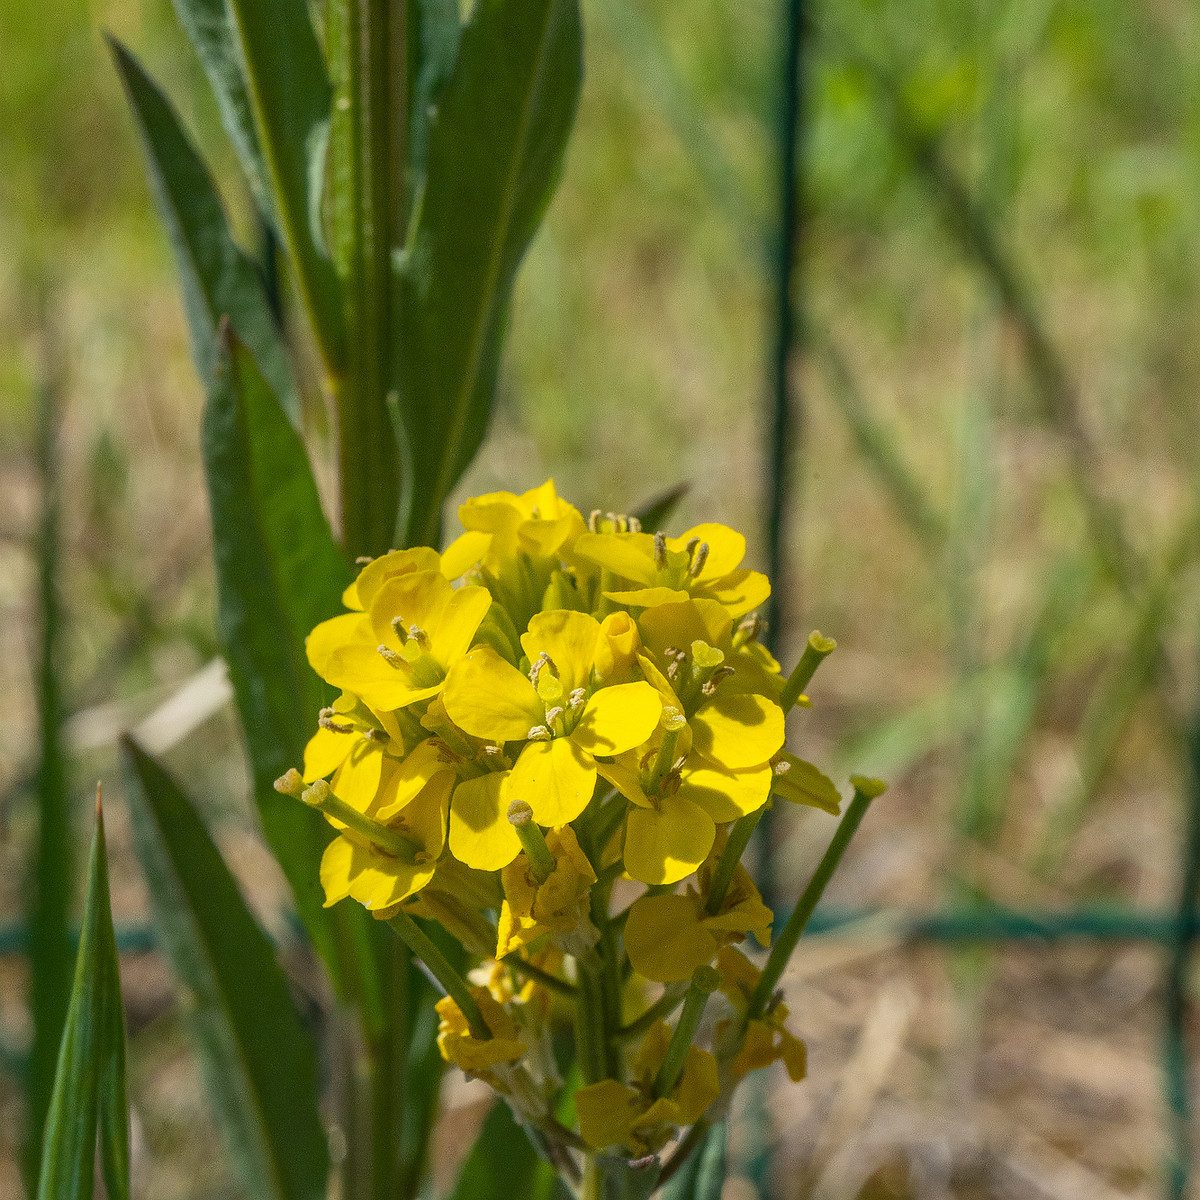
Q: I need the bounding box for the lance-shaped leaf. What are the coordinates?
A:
[225,0,346,372]
[166,0,275,226]
[122,738,328,1200]
[110,39,300,428]
[396,0,583,547]
[202,321,374,995]
[36,800,129,1200]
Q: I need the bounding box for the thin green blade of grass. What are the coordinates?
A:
[35,798,129,1200]
[25,331,74,1195]
[633,482,690,532]
[121,737,328,1200]
[447,1099,555,1200]
[395,0,583,547]
[109,39,301,427]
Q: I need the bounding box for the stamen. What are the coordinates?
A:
[319,707,355,733]
[355,555,374,565]
[773,759,792,776]
[391,615,407,641]
[688,541,709,578]
[654,531,668,570]
[483,743,504,756]
[378,645,406,668]
[588,509,602,533]
[568,687,587,709]
[627,516,642,532]
[408,624,430,651]
[543,706,564,726]
[685,536,700,558]
[526,725,553,741]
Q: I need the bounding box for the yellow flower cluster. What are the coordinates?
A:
[279,480,849,1158]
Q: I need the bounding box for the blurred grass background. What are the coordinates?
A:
[2,0,1199,1196]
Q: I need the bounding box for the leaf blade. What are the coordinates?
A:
[448,1099,555,1200]
[110,39,301,427]
[122,738,328,1200]
[35,804,129,1200]
[225,0,347,372]
[397,0,583,546]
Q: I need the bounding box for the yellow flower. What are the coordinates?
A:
[623,865,772,982]
[443,610,662,837]
[596,711,775,885]
[317,742,454,915]
[716,947,806,1082]
[341,545,455,611]
[496,825,597,958]
[574,522,770,619]
[301,693,405,811]
[574,1020,718,1152]
[436,987,527,1072]
[307,569,492,713]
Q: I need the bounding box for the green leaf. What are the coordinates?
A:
[165,0,275,226]
[36,801,129,1200]
[121,738,328,1200]
[201,323,375,996]
[448,1100,555,1200]
[225,0,347,373]
[25,363,74,1193]
[633,482,690,533]
[409,0,461,189]
[110,39,301,427]
[396,0,583,546]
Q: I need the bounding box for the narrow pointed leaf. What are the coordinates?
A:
[409,0,461,187]
[122,738,327,1200]
[25,361,73,1193]
[396,0,583,546]
[225,0,346,372]
[166,0,276,225]
[202,323,378,997]
[36,804,129,1200]
[110,39,300,427]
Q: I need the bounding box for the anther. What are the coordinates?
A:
[588,509,602,533]
[391,615,407,641]
[378,645,406,668]
[654,530,668,570]
[685,536,700,558]
[526,725,553,741]
[319,707,354,733]
[773,759,792,776]
[543,706,564,726]
[408,624,430,651]
[355,555,374,565]
[627,516,642,532]
[688,541,709,578]
[568,687,587,708]
[484,743,504,756]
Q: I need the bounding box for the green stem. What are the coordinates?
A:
[746,779,884,1024]
[387,912,491,1041]
[779,631,836,713]
[653,967,722,1098]
[612,982,689,1042]
[575,964,608,1085]
[705,808,763,915]
[505,956,576,996]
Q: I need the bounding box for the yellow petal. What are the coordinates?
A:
[330,738,386,811]
[595,757,652,808]
[690,693,784,769]
[575,1080,643,1149]
[355,547,442,611]
[443,647,542,741]
[638,600,732,663]
[440,529,492,579]
[676,756,772,823]
[624,795,716,886]
[303,726,350,782]
[425,586,491,667]
[373,739,454,821]
[571,682,662,757]
[448,773,521,871]
[520,610,601,694]
[510,737,596,827]
[602,586,691,609]
[341,580,363,610]
[675,1047,720,1124]
[624,893,716,983]
[306,612,371,678]
[572,531,657,585]
[772,753,842,815]
[780,1029,807,1082]
[695,569,771,620]
[368,570,453,647]
[669,523,745,579]
[319,836,357,907]
[325,642,442,711]
[594,611,643,682]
